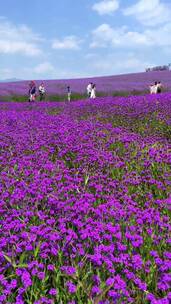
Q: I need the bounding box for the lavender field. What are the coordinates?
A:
[0,71,171,100]
[0,93,171,304]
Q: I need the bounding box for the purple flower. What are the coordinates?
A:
[21,271,32,289]
[91,285,101,295]
[49,288,57,296]
[1,89,171,304]
[47,264,55,271]
[66,281,76,294]
[37,272,45,280]
[10,279,17,289]
[61,266,76,276]
[106,277,115,286]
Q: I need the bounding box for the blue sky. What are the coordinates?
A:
[0,0,171,80]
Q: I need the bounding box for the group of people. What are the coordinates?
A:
[86,82,96,99]
[66,83,96,101]
[66,83,97,101]
[28,81,97,102]
[149,81,162,94]
[28,81,46,102]
[28,79,163,102]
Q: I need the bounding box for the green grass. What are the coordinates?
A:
[1,89,168,103]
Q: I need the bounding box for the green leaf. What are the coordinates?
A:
[19,252,26,264]
[3,254,12,264]
[3,254,16,268]
[14,164,18,171]
[16,263,28,268]
[84,175,89,186]
[34,242,41,258]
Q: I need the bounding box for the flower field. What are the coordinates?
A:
[0,93,171,304]
[0,70,171,100]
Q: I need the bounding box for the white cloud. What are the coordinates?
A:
[0,19,42,56]
[90,23,171,48]
[0,40,41,56]
[86,53,154,75]
[34,62,55,74]
[23,65,87,79]
[52,36,82,50]
[123,0,171,26]
[91,24,120,48]
[92,0,119,15]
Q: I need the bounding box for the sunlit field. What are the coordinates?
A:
[0,70,171,102]
[0,93,171,303]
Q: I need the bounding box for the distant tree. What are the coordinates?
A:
[146,64,171,72]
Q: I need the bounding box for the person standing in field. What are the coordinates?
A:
[156,81,162,93]
[28,81,32,101]
[90,84,96,99]
[29,81,36,102]
[87,82,93,97]
[67,86,71,102]
[149,82,158,94]
[149,83,155,94]
[39,82,46,101]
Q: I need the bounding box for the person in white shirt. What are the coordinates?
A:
[87,82,93,97]
[149,84,156,94]
[149,82,158,94]
[39,82,46,101]
[90,84,96,99]
[67,86,71,102]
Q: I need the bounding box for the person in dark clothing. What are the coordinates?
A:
[28,81,36,102]
[157,81,162,93]
[67,86,71,101]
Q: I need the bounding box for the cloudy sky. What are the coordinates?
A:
[0,0,171,80]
